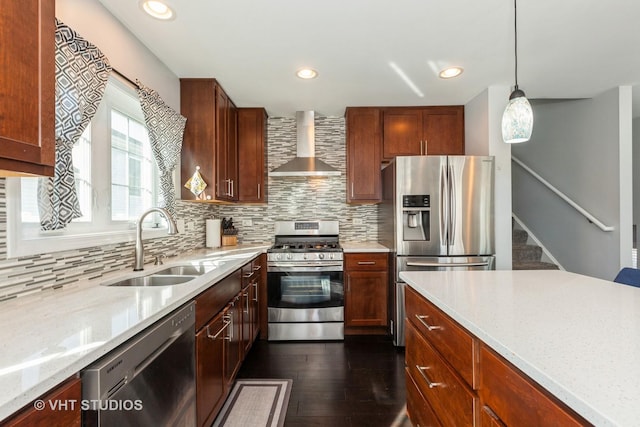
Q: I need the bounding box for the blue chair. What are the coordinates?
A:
[613,267,640,288]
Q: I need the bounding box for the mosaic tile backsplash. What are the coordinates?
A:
[0,114,378,301]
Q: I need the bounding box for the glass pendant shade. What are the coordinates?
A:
[501,90,533,143]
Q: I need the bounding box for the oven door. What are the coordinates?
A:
[267,267,344,309]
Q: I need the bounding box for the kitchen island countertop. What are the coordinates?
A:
[0,244,269,422]
[400,269,640,427]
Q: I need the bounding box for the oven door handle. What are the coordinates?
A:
[406,261,490,268]
[268,263,343,272]
[269,262,343,267]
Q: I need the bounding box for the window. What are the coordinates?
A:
[7,75,173,258]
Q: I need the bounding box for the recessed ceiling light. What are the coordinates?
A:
[296,68,318,79]
[439,66,464,79]
[140,0,175,20]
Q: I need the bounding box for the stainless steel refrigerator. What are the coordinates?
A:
[379,155,495,346]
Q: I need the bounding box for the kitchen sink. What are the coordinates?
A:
[153,264,216,276]
[105,275,196,287]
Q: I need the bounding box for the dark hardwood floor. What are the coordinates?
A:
[237,336,411,427]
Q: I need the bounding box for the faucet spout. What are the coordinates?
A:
[134,207,178,271]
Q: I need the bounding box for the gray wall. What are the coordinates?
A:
[512,87,633,280]
[465,86,513,270]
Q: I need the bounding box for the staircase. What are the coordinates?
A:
[512,219,559,270]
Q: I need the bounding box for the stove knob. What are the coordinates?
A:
[329,253,334,259]
[276,254,282,260]
[318,253,325,259]
[303,254,308,260]
[286,253,292,260]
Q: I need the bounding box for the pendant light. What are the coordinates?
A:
[502,0,533,143]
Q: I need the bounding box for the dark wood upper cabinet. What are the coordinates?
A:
[345,107,382,203]
[180,78,238,202]
[237,108,267,203]
[382,106,464,160]
[0,0,55,177]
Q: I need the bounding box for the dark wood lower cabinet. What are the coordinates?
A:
[3,377,81,427]
[224,294,243,386]
[406,370,442,427]
[196,310,228,427]
[344,253,389,334]
[194,254,263,427]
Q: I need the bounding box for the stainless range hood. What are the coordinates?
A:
[269,111,340,177]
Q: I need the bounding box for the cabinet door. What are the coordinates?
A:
[224,295,243,385]
[227,100,238,201]
[0,0,55,176]
[345,270,388,327]
[3,377,81,427]
[180,79,216,201]
[196,311,228,427]
[346,107,382,203]
[237,108,267,203]
[382,108,424,160]
[215,86,230,200]
[241,284,252,356]
[422,107,464,155]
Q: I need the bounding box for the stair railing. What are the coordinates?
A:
[512,156,614,232]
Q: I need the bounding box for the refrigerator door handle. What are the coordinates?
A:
[406,261,491,268]
[440,164,448,246]
[448,164,456,245]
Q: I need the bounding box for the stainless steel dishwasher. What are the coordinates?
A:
[82,302,196,426]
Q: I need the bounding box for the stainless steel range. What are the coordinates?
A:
[267,220,344,341]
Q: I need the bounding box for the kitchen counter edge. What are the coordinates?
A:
[0,244,269,422]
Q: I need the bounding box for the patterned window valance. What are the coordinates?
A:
[38,19,111,230]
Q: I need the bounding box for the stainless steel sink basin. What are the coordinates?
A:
[153,264,216,276]
[105,275,196,287]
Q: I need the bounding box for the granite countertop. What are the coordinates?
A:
[341,242,389,252]
[400,269,640,427]
[0,244,269,421]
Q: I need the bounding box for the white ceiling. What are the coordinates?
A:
[97,0,640,117]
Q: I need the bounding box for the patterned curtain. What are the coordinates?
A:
[38,19,111,230]
[136,81,186,219]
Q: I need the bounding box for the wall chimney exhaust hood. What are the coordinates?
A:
[269,111,341,177]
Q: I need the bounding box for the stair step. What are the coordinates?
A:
[512,229,528,244]
[513,261,559,270]
[512,244,543,262]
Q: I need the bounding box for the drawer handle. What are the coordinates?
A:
[415,314,441,331]
[416,365,441,389]
[206,319,231,340]
[357,261,376,265]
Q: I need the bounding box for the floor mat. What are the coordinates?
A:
[212,379,292,427]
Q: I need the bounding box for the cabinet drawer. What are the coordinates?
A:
[406,321,477,427]
[405,286,477,388]
[195,270,241,330]
[345,253,388,271]
[479,345,590,427]
[406,369,442,427]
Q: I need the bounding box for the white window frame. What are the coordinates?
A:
[6,75,178,259]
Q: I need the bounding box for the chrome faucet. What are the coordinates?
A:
[134,207,178,271]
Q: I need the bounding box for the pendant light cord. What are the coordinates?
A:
[514,0,519,90]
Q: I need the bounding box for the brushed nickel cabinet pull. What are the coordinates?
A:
[206,319,231,340]
[357,261,376,265]
[415,314,441,331]
[416,365,441,388]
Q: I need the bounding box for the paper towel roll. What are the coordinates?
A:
[206,219,221,248]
